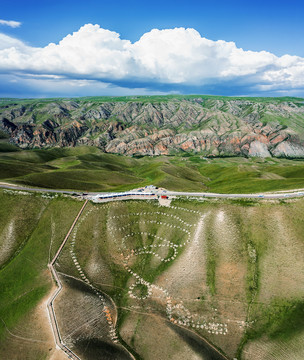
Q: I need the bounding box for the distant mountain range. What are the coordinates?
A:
[1,96,304,158]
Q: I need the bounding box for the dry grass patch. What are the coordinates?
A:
[258,209,304,302]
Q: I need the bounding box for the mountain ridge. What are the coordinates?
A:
[1,96,304,158]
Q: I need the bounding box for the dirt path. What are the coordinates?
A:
[0,284,67,360]
[0,317,47,344]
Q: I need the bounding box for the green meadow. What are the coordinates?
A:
[0,192,82,342]
[1,144,304,193]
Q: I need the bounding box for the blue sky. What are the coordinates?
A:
[0,0,304,97]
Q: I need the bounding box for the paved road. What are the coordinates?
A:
[166,190,304,199]
[1,182,304,200]
[0,183,79,195]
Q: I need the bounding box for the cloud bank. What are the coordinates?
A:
[0,19,21,28]
[0,24,303,96]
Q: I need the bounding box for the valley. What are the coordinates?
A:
[1,95,304,359]
[1,0,304,356]
[2,145,304,194]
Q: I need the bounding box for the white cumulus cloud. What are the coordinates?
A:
[0,23,303,94]
[0,19,21,28]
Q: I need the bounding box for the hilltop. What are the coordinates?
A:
[1,95,304,158]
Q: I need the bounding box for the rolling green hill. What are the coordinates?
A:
[1,145,304,193]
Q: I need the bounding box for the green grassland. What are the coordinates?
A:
[57,197,304,359]
[1,145,304,193]
[0,191,48,269]
[0,191,304,359]
[0,191,83,359]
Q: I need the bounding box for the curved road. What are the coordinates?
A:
[1,182,304,200]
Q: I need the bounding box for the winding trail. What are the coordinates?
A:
[47,200,88,360]
[47,200,136,360]
[0,317,48,344]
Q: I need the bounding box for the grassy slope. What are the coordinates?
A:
[0,191,49,269]
[58,200,210,359]
[57,197,304,359]
[174,198,304,359]
[0,191,303,359]
[1,146,304,193]
[0,191,82,359]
